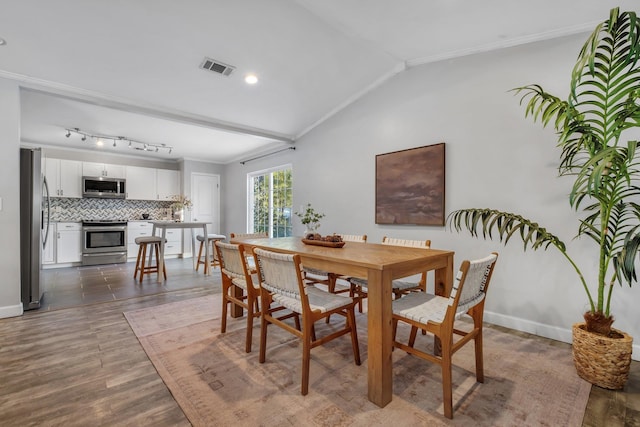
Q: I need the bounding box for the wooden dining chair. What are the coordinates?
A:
[253,247,361,395]
[392,252,498,419]
[229,232,268,239]
[214,241,262,353]
[303,234,367,293]
[349,236,431,312]
[229,232,268,272]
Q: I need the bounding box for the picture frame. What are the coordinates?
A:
[375,143,445,226]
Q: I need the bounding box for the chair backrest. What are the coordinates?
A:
[382,237,431,285]
[230,232,268,239]
[341,234,367,243]
[448,252,498,318]
[382,236,430,248]
[253,248,306,301]
[215,241,250,279]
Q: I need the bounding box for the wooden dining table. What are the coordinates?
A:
[232,236,454,408]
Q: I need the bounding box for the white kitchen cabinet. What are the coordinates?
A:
[42,222,56,265]
[126,166,157,200]
[156,227,183,255]
[127,221,183,258]
[57,222,82,264]
[83,162,126,178]
[45,158,82,198]
[127,221,155,257]
[156,169,180,201]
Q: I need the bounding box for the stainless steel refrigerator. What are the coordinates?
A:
[20,148,51,310]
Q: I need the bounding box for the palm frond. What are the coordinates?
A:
[447,209,566,252]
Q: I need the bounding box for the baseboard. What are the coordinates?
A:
[485,311,640,361]
[0,302,23,319]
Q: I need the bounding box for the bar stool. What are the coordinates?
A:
[134,236,167,282]
[196,234,226,274]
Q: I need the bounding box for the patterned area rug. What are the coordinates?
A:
[124,295,591,426]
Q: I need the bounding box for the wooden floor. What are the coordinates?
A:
[0,259,637,426]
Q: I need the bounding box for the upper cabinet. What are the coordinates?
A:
[45,158,82,198]
[83,162,126,179]
[156,169,180,201]
[126,166,157,200]
[126,167,180,201]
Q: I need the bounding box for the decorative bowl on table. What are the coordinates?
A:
[301,233,345,248]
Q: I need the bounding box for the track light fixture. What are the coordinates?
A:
[64,128,174,155]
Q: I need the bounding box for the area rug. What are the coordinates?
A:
[124,295,591,426]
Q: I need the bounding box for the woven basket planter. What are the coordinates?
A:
[572,323,633,389]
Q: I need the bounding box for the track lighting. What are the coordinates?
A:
[64,128,174,155]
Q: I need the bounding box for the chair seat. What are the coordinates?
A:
[392,292,449,324]
[304,269,330,282]
[135,236,165,244]
[231,275,260,292]
[350,277,421,292]
[269,285,354,314]
[196,234,226,242]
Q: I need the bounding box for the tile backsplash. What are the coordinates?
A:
[50,197,174,221]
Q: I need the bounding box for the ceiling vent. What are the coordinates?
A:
[200,57,235,76]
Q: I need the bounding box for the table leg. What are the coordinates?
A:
[366,268,394,407]
[191,228,197,270]
[157,227,167,282]
[148,224,156,270]
[202,224,209,276]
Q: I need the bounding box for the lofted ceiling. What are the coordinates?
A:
[0,0,633,163]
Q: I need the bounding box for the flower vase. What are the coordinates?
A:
[304,223,319,236]
[173,208,184,222]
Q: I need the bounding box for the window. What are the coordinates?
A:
[248,165,292,237]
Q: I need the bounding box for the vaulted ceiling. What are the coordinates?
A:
[1,0,633,163]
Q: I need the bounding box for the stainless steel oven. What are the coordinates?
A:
[82,220,127,265]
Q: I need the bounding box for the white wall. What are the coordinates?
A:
[0,78,23,317]
[224,33,640,359]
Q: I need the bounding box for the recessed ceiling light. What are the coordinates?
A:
[0,38,7,46]
[245,74,258,85]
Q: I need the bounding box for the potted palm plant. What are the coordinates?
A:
[448,7,637,389]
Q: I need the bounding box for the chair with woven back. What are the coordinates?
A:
[229,232,268,273]
[303,234,367,292]
[392,252,498,419]
[229,232,269,239]
[214,241,262,353]
[253,247,361,395]
[349,236,431,312]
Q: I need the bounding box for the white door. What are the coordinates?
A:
[191,172,220,235]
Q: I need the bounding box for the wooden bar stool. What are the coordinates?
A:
[196,234,226,274]
[134,236,167,282]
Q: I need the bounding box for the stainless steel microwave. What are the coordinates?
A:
[82,176,126,199]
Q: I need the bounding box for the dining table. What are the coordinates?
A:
[231,235,454,408]
[150,220,221,281]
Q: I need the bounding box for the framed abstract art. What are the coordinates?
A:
[375,143,445,226]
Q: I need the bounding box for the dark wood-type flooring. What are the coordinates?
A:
[0,258,637,426]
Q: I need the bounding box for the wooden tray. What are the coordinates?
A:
[301,238,345,248]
